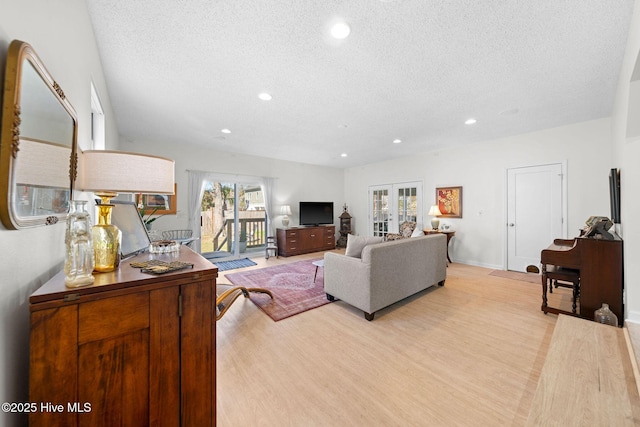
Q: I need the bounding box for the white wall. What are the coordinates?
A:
[0,1,118,426]
[344,118,613,269]
[121,138,345,236]
[612,0,640,323]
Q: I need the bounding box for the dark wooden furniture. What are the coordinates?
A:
[29,246,217,426]
[423,229,455,263]
[337,208,352,248]
[277,225,335,257]
[540,237,623,326]
[544,265,581,313]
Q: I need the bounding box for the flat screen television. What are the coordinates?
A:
[299,201,334,226]
[609,168,621,224]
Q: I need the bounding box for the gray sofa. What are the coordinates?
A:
[324,234,447,320]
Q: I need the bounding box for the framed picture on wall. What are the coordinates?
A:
[436,186,462,218]
[137,183,177,215]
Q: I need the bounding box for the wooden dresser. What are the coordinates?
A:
[29,246,217,426]
[277,225,335,257]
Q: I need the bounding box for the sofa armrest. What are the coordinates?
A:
[323,252,372,311]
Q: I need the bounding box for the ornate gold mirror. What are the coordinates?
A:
[0,40,78,229]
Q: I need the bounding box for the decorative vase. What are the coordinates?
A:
[64,200,95,287]
[92,203,122,272]
[594,303,618,326]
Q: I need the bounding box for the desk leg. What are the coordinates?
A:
[541,265,548,312]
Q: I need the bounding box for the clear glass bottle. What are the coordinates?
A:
[64,200,95,287]
[594,303,618,326]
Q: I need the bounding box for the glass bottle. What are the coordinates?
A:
[64,200,95,287]
[594,303,618,326]
[92,203,121,272]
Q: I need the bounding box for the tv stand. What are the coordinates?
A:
[277,225,335,257]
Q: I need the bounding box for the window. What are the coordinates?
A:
[90,82,105,150]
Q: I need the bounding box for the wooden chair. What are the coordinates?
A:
[386,221,416,241]
[543,265,580,313]
[215,284,273,320]
[265,235,278,259]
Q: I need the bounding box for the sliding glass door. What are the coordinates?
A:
[200,180,266,260]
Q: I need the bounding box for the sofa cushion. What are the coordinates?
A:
[345,234,384,258]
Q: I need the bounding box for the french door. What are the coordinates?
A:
[369,182,422,238]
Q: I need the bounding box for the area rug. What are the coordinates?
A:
[489,270,541,284]
[213,257,257,271]
[224,259,331,321]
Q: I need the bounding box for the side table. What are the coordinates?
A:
[312,259,324,283]
[423,229,455,263]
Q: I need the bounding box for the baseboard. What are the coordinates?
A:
[627,311,640,324]
[454,258,503,270]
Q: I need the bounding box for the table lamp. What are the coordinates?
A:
[78,150,175,272]
[428,205,442,230]
[281,205,292,227]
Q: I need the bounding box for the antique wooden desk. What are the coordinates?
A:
[540,236,623,325]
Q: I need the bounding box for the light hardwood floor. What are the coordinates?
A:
[215,250,572,426]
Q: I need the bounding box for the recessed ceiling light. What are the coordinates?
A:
[465,118,477,125]
[340,153,348,157]
[221,128,231,134]
[258,93,272,101]
[331,22,351,39]
[393,139,402,144]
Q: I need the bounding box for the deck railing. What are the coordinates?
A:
[213,218,266,252]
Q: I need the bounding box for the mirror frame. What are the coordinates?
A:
[0,40,78,229]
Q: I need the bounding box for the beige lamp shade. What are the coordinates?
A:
[428,205,442,216]
[78,150,175,194]
[280,205,292,215]
[428,204,442,230]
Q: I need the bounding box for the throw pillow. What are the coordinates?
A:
[411,225,424,237]
[345,234,384,258]
[399,221,417,238]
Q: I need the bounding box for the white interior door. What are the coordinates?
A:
[507,164,564,272]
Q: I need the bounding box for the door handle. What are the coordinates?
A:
[508,223,515,227]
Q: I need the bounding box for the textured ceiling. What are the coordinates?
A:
[86,0,635,168]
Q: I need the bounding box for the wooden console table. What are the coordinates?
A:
[29,246,217,426]
[424,229,455,263]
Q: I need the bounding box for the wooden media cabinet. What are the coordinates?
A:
[276,225,336,257]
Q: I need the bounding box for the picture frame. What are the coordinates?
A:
[138,183,177,215]
[436,186,462,218]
